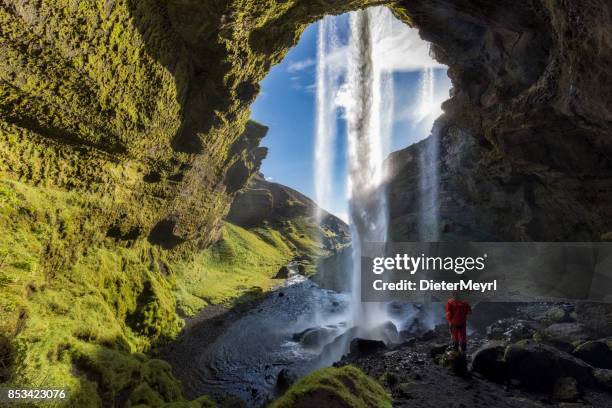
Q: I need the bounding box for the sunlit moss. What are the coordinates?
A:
[271,365,392,408]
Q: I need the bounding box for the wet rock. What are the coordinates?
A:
[297,263,306,275]
[471,341,507,382]
[276,368,297,391]
[274,266,289,279]
[572,339,612,369]
[374,321,400,344]
[293,327,337,348]
[593,368,612,392]
[349,338,386,357]
[553,377,580,402]
[504,340,594,391]
[440,350,468,377]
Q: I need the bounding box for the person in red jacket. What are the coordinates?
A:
[445,291,472,352]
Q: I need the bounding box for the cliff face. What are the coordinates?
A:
[387,0,612,241]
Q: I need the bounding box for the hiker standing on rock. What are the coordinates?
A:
[445,291,471,352]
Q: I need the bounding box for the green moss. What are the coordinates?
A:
[271,365,392,408]
[173,222,294,315]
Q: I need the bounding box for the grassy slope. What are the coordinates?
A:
[0,179,320,407]
[271,365,392,408]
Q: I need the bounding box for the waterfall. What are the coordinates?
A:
[314,16,342,221]
[313,6,442,335]
[345,9,390,329]
[417,68,440,241]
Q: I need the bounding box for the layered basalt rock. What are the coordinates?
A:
[386,0,612,241]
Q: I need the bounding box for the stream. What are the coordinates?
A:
[178,264,433,406]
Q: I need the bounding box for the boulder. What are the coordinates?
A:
[572,339,612,369]
[274,266,290,279]
[349,338,386,357]
[373,321,400,344]
[552,377,580,402]
[471,341,507,382]
[292,327,337,348]
[504,340,594,391]
[440,350,468,377]
[593,368,612,392]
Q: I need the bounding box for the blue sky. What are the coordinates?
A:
[251,15,450,220]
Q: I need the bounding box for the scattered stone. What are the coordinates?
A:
[553,377,580,402]
[572,339,612,369]
[486,319,538,342]
[349,338,386,357]
[471,341,507,382]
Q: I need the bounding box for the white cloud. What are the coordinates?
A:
[287,58,316,73]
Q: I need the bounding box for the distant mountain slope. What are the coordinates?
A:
[227,173,350,257]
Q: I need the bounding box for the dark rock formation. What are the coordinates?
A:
[349,338,387,357]
[573,339,612,369]
[471,341,508,382]
[504,340,594,391]
[386,0,612,242]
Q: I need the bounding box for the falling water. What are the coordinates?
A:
[417,68,440,241]
[314,16,342,220]
[345,9,391,329]
[314,6,442,333]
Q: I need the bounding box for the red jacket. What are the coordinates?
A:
[445,299,471,326]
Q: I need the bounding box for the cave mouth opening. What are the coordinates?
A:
[250,6,451,224]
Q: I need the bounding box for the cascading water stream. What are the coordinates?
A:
[344,9,391,330]
[417,68,440,241]
[314,16,342,221]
